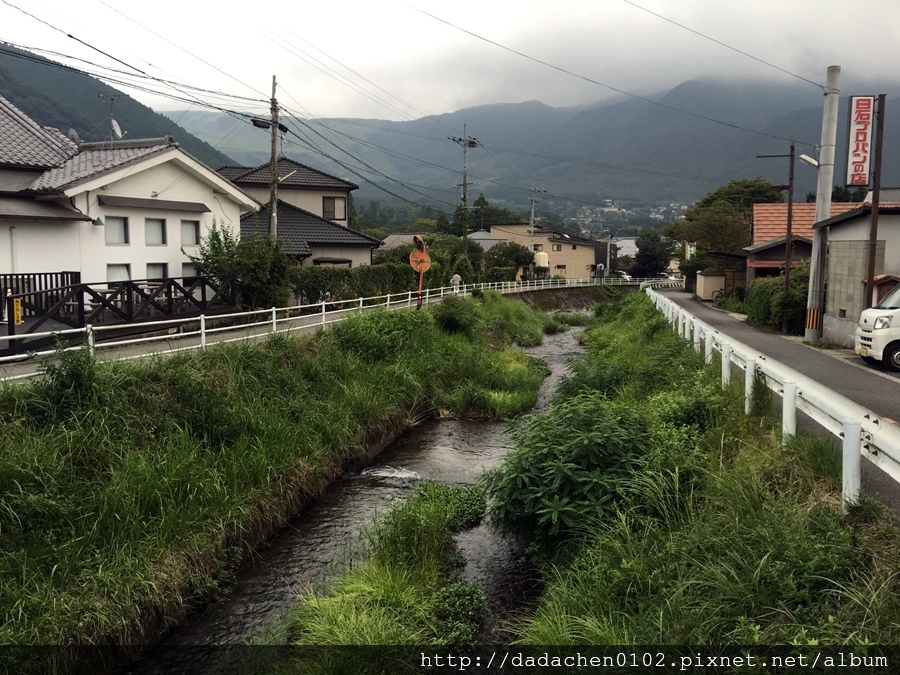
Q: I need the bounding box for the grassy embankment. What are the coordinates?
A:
[484,292,900,646]
[0,291,581,661]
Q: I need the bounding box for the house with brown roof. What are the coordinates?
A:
[744,202,861,284]
[218,158,380,266]
[0,94,257,287]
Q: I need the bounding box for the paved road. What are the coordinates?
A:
[662,289,900,510]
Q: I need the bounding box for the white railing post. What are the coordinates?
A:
[782,381,797,448]
[705,331,714,364]
[744,357,756,415]
[385,293,390,308]
[721,341,732,387]
[842,420,862,511]
[677,312,684,337]
[200,314,207,350]
[693,323,702,352]
[321,301,326,326]
[271,307,277,334]
[359,297,364,309]
[85,324,95,357]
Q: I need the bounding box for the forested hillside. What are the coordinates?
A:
[0,44,233,168]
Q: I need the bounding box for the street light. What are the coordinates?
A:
[799,154,819,168]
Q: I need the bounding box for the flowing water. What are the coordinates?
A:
[130,328,584,672]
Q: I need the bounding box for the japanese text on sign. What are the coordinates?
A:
[846,95,874,187]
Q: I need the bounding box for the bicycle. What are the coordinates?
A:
[711,288,725,301]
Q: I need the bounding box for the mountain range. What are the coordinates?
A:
[168,78,900,215]
[2,42,900,218]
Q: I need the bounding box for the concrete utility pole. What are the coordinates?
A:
[804,66,841,342]
[269,75,279,239]
[450,125,479,241]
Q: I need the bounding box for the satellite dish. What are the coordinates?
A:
[111,118,125,139]
[67,128,81,145]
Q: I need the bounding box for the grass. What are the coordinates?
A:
[280,483,488,673]
[0,293,552,664]
[485,292,900,647]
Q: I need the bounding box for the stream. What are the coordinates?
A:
[129,327,584,672]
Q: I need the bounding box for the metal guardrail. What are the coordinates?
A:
[0,276,663,381]
[646,286,900,510]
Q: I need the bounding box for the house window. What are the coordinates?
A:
[107,264,131,282]
[147,263,168,280]
[555,264,567,270]
[145,218,167,245]
[105,216,129,245]
[533,244,543,252]
[552,244,562,252]
[182,262,198,284]
[572,244,577,250]
[323,196,347,220]
[181,220,201,246]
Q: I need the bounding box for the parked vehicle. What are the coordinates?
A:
[855,284,900,372]
[616,271,633,282]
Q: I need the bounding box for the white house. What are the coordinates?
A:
[0,95,258,287]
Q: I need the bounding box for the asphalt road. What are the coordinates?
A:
[662,289,900,511]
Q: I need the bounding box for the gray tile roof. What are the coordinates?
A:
[0,95,76,168]
[29,137,177,192]
[219,158,359,191]
[241,200,380,257]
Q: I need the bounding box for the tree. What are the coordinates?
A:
[666,177,783,255]
[805,185,868,203]
[186,222,294,309]
[484,241,533,270]
[632,232,677,278]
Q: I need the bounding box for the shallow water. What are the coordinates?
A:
[131,327,584,671]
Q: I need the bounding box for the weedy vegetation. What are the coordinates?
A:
[484,293,900,646]
[0,292,549,664]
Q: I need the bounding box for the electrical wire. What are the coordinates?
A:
[413,7,818,147]
[622,0,824,90]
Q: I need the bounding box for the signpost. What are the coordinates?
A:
[409,236,431,310]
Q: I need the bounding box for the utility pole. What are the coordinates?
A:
[529,183,548,274]
[804,66,841,342]
[864,94,886,309]
[449,125,479,242]
[757,142,796,334]
[269,75,279,239]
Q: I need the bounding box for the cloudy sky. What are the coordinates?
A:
[2,0,900,121]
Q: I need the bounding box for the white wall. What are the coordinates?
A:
[5,162,249,284]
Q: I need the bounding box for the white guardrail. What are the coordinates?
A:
[645,285,900,510]
[0,276,656,382]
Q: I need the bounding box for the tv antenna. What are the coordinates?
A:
[98,92,124,142]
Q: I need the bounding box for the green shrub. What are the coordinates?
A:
[482,393,651,549]
[430,295,482,336]
[328,309,435,361]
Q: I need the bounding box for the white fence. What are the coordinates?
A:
[646,286,900,510]
[0,276,660,382]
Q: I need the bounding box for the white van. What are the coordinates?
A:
[855,283,900,372]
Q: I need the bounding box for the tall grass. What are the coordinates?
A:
[0,294,550,658]
[283,483,487,673]
[488,293,900,646]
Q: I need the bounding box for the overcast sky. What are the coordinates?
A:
[3,0,900,121]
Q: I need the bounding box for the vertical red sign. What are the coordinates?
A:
[846,96,875,187]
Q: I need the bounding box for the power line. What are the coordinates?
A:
[622,0,824,90]
[413,7,817,147]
